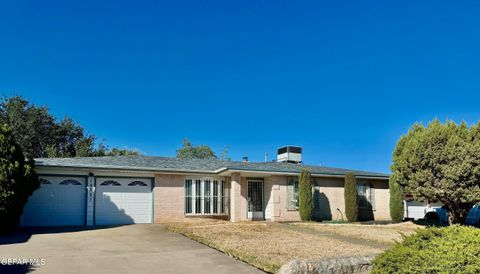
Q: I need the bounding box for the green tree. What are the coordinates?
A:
[392,119,480,224]
[344,172,358,222]
[0,96,138,158]
[389,175,404,223]
[0,124,39,233]
[219,146,231,161]
[49,117,96,157]
[176,138,216,159]
[0,96,56,158]
[102,147,139,156]
[299,168,313,221]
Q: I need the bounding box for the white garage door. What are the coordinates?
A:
[405,201,444,220]
[95,178,153,225]
[405,201,427,220]
[21,176,86,226]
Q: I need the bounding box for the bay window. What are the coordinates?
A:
[185,177,227,215]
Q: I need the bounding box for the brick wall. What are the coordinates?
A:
[154,174,185,223]
[152,172,391,223]
[371,180,391,220]
[313,177,346,221]
[271,175,301,222]
[270,176,391,222]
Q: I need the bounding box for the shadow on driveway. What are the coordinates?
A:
[0,264,36,274]
[0,225,130,245]
[1,225,263,274]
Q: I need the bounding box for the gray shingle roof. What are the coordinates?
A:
[35,155,389,178]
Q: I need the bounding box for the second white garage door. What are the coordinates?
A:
[95,178,153,225]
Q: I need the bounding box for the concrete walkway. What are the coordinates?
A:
[0,224,264,274]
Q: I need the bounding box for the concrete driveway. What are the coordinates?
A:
[0,225,264,274]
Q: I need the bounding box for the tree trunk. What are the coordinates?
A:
[447,207,469,225]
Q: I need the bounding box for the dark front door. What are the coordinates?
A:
[247,180,264,219]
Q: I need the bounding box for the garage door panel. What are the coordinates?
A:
[123,188,150,193]
[21,176,86,227]
[125,205,151,212]
[24,188,54,213]
[99,192,124,203]
[95,178,152,225]
[123,193,150,201]
[57,188,85,211]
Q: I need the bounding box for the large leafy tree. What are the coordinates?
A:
[0,124,39,233]
[392,119,480,224]
[47,117,97,158]
[176,138,216,159]
[0,96,138,158]
[0,96,56,158]
[299,168,313,221]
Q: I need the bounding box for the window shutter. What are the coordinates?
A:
[287,177,295,210]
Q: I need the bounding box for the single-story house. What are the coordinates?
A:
[20,149,391,226]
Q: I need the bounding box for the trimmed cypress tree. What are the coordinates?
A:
[389,175,404,223]
[299,168,313,221]
[344,172,358,222]
[0,124,39,233]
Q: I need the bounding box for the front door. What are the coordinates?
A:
[247,180,264,219]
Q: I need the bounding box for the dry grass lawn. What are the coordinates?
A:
[168,220,388,273]
[292,221,423,244]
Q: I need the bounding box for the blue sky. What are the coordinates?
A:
[1,1,480,173]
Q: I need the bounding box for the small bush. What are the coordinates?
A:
[372,225,480,273]
[344,172,358,222]
[299,169,313,221]
[389,175,404,223]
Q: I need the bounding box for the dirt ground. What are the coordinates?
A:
[168,220,406,273]
[291,221,423,244]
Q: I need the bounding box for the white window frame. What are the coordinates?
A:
[357,183,375,210]
[185,177,227,216]
[185,179,193,214]
[287,177,299,211]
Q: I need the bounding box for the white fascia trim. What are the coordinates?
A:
[36,164,388,180]
[185,175,226,180]
[221,169,389,180]
[36,166,156,177]
[355,176,391,180]
[36,164,227,175]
